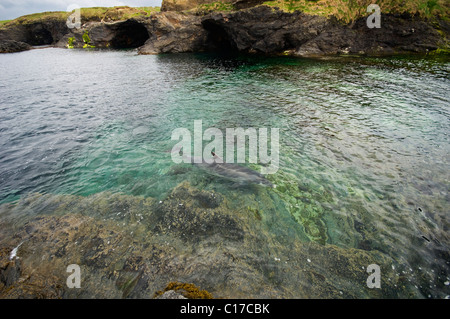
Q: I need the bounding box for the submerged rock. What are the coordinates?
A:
[0,182,430,299]
[155,289,187,299]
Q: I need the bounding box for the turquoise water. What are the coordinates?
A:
[0,48,449,297]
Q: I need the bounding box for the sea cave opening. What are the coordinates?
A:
[27,26,54,45]
[110,20,150,49]
[202,21,238,54]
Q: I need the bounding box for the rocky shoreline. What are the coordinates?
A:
[0,5,448,56]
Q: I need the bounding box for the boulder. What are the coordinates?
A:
[138,12,209,54]
[0,40,32,53]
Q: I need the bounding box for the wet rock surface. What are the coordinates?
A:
[0,40,32,53]
[0,182,431,298]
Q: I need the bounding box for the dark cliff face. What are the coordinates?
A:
[0,18,68,52]
[55,18,151,50]
[0,17,152,52]
[0,6,448,56]
[139,6,448,56]
[298,13,446,56]
[137,12,209,55]
[201,6,448,56]
[201,6,332,54]
[0,19,68,45]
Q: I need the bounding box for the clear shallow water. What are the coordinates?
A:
[0,48,449,298]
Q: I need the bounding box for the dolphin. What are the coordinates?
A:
[172,148,275,188]
[203,152,275,188]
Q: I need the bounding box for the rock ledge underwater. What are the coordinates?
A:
[0,182,430,298]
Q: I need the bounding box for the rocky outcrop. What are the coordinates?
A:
[53,12,208,53]
[202,6,332,54]
[142,5,448,56]
[295,13,447,56]
[0,17,69,52]
[137,12,209,54]
[0,40,32,53]
[201,6,448,56]
[0,18,68,46]
[0,5,448,56]
[55,18,150,49]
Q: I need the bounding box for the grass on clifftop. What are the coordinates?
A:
[190,0,449,23]
[0,6,160,28]
[262,0,449,23]
[0,20,12,27]
[196,2,236,12]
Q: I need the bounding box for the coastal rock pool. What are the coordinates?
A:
[0,48,448,298]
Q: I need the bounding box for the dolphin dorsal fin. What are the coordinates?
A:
[211,151,223,162]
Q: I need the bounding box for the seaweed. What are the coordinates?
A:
[154,282,213,299]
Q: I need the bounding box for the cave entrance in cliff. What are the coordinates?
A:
[110,21,149,49]
[202,21,238,55]
[27,27,54,45]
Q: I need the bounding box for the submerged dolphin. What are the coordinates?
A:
[203,152,275,188]
[173,149,275,188]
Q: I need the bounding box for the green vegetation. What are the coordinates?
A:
[0,20,12,27]
[0,11,63,30]
[427,46,450,55]
[82,31,95,49]
[262,0,449,23]
[1,6,160,28]
[196,2,235,12]
[67,37,75,49]
[154,282,214,299]
[79,6,160,22]
[82,30,91,43]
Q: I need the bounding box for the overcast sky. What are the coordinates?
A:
[0,0,163,20]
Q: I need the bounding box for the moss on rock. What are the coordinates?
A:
[154,281,213,299]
